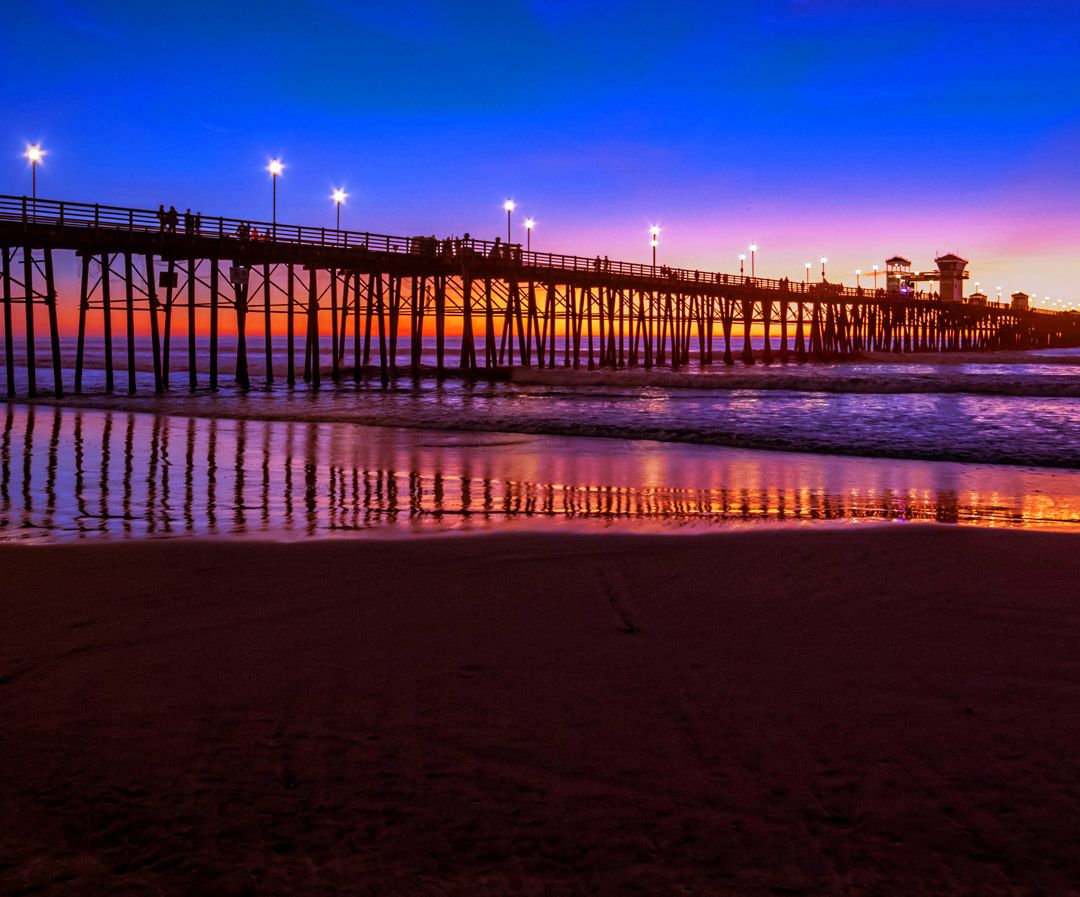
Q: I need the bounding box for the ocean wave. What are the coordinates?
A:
[30,389,1080,470]
[509,367,1080,398]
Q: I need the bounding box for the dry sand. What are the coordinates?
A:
[3,527,1080,895]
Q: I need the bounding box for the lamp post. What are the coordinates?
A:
[650,225,659,267]
[749,243,757,278]
[24,144,44,218]
[804,262,811,285]
[524,217,535,252]
[503,199,515,243]
[855,268,862,288]
[25,144,43,201]
[996,286,1002,303]
[739,253,746,276]
[267,159,283,238]
[820,257,828,281]
[331,187,347,230]
[872,264,879,290]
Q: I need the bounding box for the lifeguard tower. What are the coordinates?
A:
[935,253,969,303]
[1011,291,1030,312]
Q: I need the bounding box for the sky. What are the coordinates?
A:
[4,0,1080,305]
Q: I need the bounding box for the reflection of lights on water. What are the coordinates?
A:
[3,405,1080,538]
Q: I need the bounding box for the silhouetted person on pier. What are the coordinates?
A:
[594,256,601,272]
[166,205,179,234]
[157,204,166,232]
[194,212,202,235]
[490,236,502,259]
[183,208,193,233]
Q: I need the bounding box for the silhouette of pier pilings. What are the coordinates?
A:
[2,194,1078,398]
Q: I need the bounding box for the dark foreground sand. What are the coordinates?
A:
[3,527,1080,896]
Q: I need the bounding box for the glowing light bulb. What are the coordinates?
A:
[268,159,283,176]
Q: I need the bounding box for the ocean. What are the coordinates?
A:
[3,338,1079,539]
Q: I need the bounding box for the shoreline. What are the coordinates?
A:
[4,403,1080,542]
[4,526,1080,894]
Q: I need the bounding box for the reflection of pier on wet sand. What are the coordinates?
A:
[3,403,1080,540]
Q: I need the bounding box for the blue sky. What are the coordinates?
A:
[5,0,1080,300]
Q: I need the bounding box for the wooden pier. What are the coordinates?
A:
[2,194,1078,398]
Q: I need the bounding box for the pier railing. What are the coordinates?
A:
[0,194,1068,313]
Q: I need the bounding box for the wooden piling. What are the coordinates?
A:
[74,253,89,394]
[307,265,321,390]
[162,258,175,388]
[330,267,340,381]
[145,255,163,394]
[287,264,296,386]
[209,259,219,390]
[779,299,789,363]
[460,275,475,370]
[234,265,249,390]
[1,247,13,397]
[263,263,273,385]
[44,248,63,398]
[23,246,37,398]
[741,297,754,365]
[435,275,446,373]
[124,252,136,394]
[353,273,363,383]
[187,257,197,389]
[375,273,387,383]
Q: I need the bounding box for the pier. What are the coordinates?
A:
[2,194,1079,398]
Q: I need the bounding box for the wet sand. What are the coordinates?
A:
[5,403,1080,541]
[4,527,1080,895]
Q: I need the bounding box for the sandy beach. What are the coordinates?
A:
[4,526,1080,895]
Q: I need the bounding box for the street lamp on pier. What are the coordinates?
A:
[650,225,660,267]
[24,144,44,202]
[503,199,515,243]
[331,188,347,230]
[24,144,44,219]
[749,243,757,278]
[739,253,746,276]
[872,264,879,290]
[804,261,811,285]
[855,268,862,288]
[524,217,535,252]
[267,159,284,238]
[820,257,828,281]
